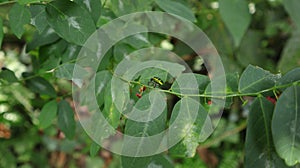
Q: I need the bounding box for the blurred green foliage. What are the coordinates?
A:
[0,0,300,167]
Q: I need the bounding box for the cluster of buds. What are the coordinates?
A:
[136,85,147,98]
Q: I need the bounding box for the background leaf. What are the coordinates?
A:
[8,3,31,38]
[277,30,300,73]
[25,76,57,97]
[0,68,18,83]
[26,27,60,51]
[90,141,101,157]
[58,100,76,139]
[155,0,196,22]
[46,0,96,46]
[272,85,300,166]
[0,17,3,48]
[219,0,251,47]
[237,30,271,69]
[110,0,153,16]
[245,97,287,168]
[283,0,300,29]
[18,0,40,5]
[36,39,68,73]
[38,100,58,129]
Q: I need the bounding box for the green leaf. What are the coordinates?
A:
[135,68,169,86]
[219,0,251,47]
[9,84,34,112]
[277,30,300,73]
[277,68,300,87]
[122,155,173,168]
[125,92,167,136]
[122,33,150,49]
[8,3,31,38]
[245,97,287,168]
[38,39,68,63]
[122,91,167,156]
[95,71,112,108]
[0,17,3,48]
[26,27,60,51]
[148,155,173,167]
[126,60,185,87]
[239,65,280,94]
[38,100,58,129]
[98,48,113,71]
[155,0,196,22]
[96,8,116,27]
[37,39,68,72]
[113,43,135,63]
[25,76,56,97]
[29,4,48,33]
[55,63,89,80]
[219,150,242,168]
[40,55,61,72]
[110,0,153,16]
[272,85,300,166]
[102,81,121,129]
[58,100,76,139]
[205,73,239,94]
[46,0,96,46]
[175,155,206,167]
[169,97,210,157]
[90,141,101,157]
[121,156,152,168]
[207,119,239,147]
[171,73,209,95]
[0,68,18,83]
[237,30,271,69]
[61,44,81,63]
[205,73,239,108]
[18,0,41,5]
[0,148,16,168]
[86,157,104,167]
[74,0,101,24]
[283,0,300,29]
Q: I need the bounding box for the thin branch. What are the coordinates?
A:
[199,121,247,149]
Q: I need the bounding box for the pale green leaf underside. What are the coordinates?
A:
[272,85,300,166]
